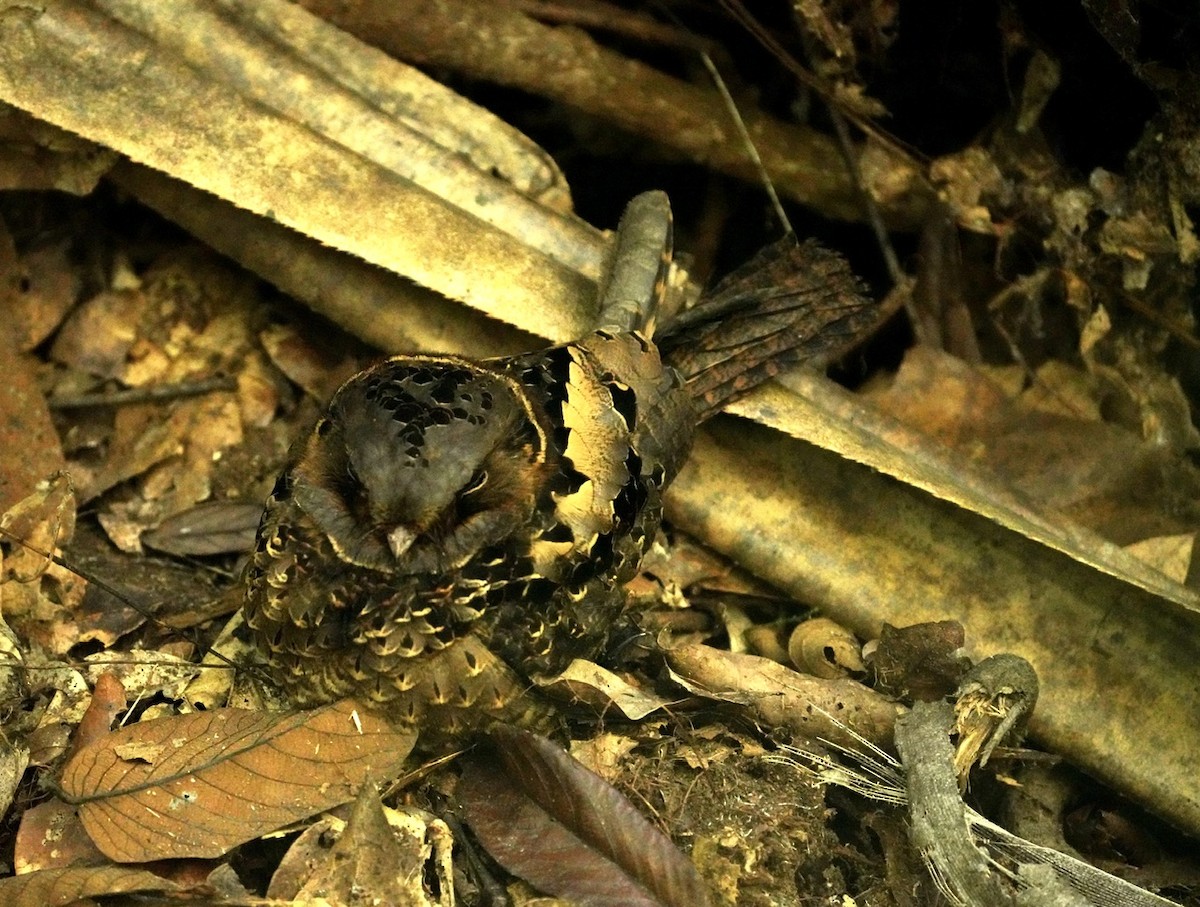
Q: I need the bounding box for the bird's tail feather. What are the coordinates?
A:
[656,239,881,420]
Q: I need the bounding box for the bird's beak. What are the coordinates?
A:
[387,525,416,559]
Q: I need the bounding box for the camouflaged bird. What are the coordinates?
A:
[243,192,878,745]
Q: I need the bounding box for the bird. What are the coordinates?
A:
[242,191,879,747]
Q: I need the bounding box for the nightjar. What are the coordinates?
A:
[243,191,878,745]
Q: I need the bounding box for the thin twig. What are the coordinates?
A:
[716,0,926,167]
[826,103,905,287]
[700,51,792,235]
[0,525,264,684]
[47,375,238,409]
[514,0,717,53]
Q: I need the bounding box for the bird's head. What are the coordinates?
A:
[289,357,548,573]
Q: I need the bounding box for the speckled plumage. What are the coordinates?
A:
[244,331,689,741]
[243,192,878,743]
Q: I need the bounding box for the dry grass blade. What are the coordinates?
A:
[0,865,179,906]
[109,161,536,357]
[461,726,711,907]
[59,699,416,862]
[91,0,595,274]
[0,0,598,340]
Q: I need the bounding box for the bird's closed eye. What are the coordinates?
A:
[451,470,491,526]
[461,469,487,497]
[338,462,372,519]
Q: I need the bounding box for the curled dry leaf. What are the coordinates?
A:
[59,699,416,862]
[787,617,864,679]
[535,658,672,721]
[869,621,969,702]
[667,644,899,751]
[461,726,712,907]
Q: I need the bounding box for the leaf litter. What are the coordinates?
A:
[2,2,1200,905]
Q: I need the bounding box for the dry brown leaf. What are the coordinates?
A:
[12,799,106,875]
[139,501,263,557]
[12,675,121,873]
[59,252,262,529]
[863,344,1008,447]
[74,420,179,506]
[667,644,899,751]
[0,865,180,906]
[863,345,1200,543]
[568,733,641,784]
[1007,359,1104,421]
[0,327,66,515]
[48,289,140,379]
[461,726,712,907]
[78,654,201,722]
[0,475,87,653]
[1123,533,1195,584]
[136,395,243,511]
[60,699,416,862]
[0,472,75,582]
[7,237,81,352]
[0,103,117,195]
[258,322,363,403]
[868,621,969,702]
[927,147,1006,234]
[162,607,254,712]
[268,785,453,906]
[535,659,672,721]
[235,350,281,429]
[69,673,127,755]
